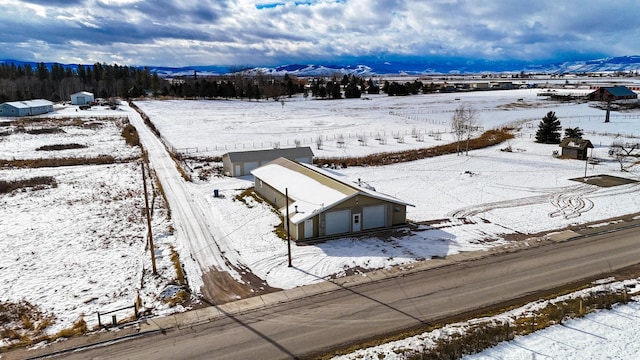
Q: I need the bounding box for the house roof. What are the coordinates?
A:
[224,147,314,163]
[251,157,412,224]
[2,99,53,109]
[559,138,594,150]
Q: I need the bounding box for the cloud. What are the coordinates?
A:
[0,0,638,66]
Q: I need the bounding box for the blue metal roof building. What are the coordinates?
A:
[0,99,54,117]
[588,86,638,101]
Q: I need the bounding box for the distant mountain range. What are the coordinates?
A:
[2,56,640,77]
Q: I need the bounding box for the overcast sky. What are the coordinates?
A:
[1,0,638,67]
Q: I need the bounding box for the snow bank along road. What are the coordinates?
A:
[46,224,640,360]
[124,103,249,301]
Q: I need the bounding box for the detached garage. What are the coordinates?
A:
[70,91,95,105]
[222,147,314,177]
[251,157,412,241]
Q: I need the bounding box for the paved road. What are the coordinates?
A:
[47,225,640,360]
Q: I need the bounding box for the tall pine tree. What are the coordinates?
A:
[535,111,562,144]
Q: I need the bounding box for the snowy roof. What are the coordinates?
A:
[559,138,594,150]
[224,147,314,163]
[2,99,53,108]
[71,91,94,96]
[251,157,412,224]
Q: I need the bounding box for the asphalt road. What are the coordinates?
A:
[44,225,640,360]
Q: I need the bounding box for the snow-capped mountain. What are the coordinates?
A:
[148,56,640,77]
[2,56,640,77]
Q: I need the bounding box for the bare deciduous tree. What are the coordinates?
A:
[451,104,479,156]
[609,141,639,171]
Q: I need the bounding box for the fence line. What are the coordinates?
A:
[172,114,640,157]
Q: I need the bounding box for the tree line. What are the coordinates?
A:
[0,62,163,103]
[0,60,446,104]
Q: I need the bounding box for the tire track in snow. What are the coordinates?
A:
[448,184,599,220]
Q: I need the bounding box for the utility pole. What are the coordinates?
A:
[141,161,157,274]
[286,188,292,267]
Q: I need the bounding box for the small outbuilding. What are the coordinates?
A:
[70,91,95,105]
[222,147,314,177]
[559,138,594,160]
[0,99,54,117]
[251,157,412,241]
[587,86,637,102]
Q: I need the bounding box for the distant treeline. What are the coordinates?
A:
[0,61,442,103]
[0,62,164,102]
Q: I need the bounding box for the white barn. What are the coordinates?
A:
[70,91,95,105]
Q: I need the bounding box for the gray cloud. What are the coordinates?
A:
[1,0,637,66]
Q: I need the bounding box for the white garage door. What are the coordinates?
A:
[243,162,260,175]
[325,209,351,235]
[363,205,386,230]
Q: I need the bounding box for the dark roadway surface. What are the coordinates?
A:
[7,223,640,360]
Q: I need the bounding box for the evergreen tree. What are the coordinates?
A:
[564,127,584,139]
[344,81,361,98]
[535,111,562,144]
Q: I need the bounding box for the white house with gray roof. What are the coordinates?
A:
[222,147,314,177]
[251,157,411,241]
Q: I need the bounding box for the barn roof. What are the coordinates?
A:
[600,86,636,97]
[559,138,594,150]
[251,157,411,224]
[2,99,53,109]
[224,147,313,163]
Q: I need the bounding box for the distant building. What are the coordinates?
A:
[222,147,314,177]
[0,99,54,117]
[70,91,95,105]
[251,157,412,241]
[588,86,637,101]
[559,138,594,160]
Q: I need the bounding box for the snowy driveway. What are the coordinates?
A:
[124,103,249,300]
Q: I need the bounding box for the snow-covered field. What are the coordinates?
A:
[2,86,640,355]
[135,89,628,159]
[0,110,181,343]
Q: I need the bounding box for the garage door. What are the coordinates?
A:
[325,209,350,235]
[243,162,260,176]
[363,205,386,230]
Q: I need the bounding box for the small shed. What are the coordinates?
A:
[559,138,594,160]
[0,99,54,117]
[587,86,637,101]
[251,157,412,241]
[70,91,95,105]
[222,147,314,177]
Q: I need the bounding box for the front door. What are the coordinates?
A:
[304,219,314,239]
[352,213,361,232]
